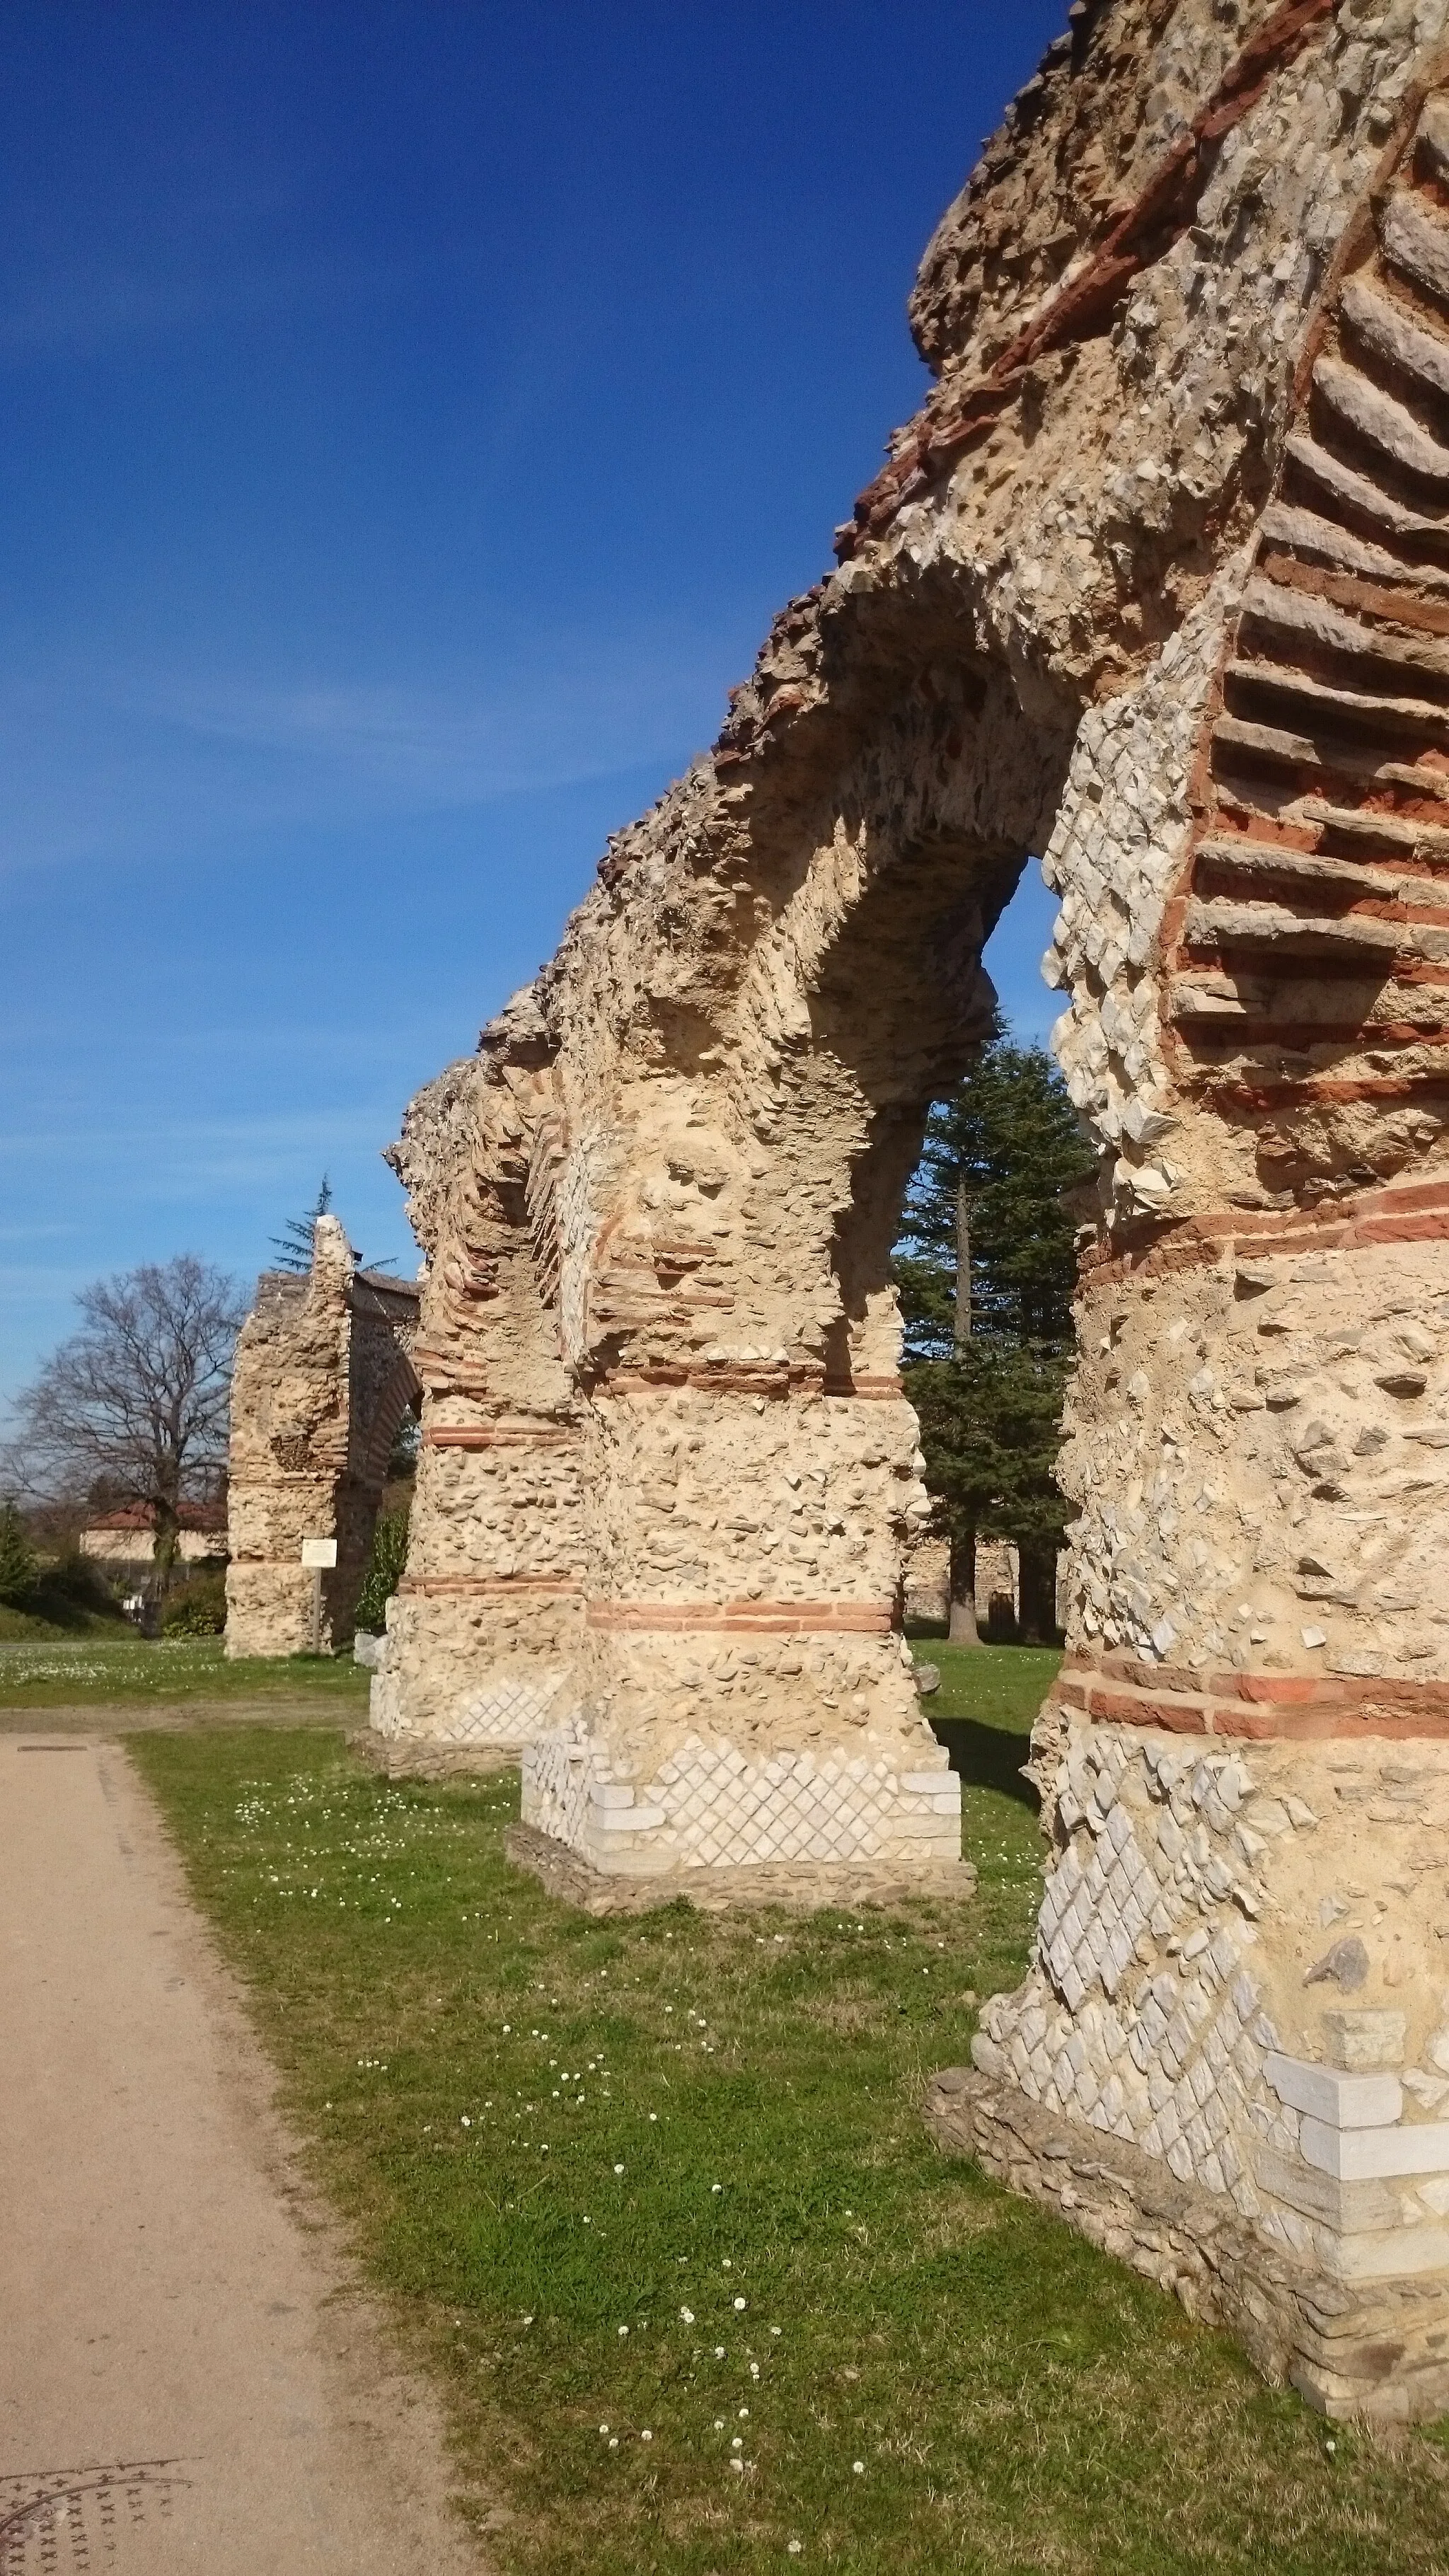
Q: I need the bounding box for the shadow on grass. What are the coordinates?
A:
[931,1715,1037,1811]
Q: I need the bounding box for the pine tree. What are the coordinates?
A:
[894,1033,1095,1643]
[270,1176,334,1273]
[0,1498,38,1607]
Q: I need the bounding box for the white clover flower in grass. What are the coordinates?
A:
[853,2461,865,2476]
[618,2325,630,2338]
[613,2164,625,2175]
[731,2437,743,2451]
[734,2297,746,2311]
[680,2307,695,2324]
[715,2347,726,2360]
[640,2430,653,2442]
[713,2419,725,2432]
[788,2544,803,2557]
[729,2459,744,2474]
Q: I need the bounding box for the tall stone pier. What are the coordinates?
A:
[369,0,1449,2410]
[226,1218,420,1656]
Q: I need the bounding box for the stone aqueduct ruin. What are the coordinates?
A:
[229,0,1449,2414]
[227,1220,420,1656]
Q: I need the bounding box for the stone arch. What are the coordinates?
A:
[372,4,1449,2408]
[354,1346,423,1498]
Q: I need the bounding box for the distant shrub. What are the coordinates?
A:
[355,1509,409,1634]
[161,1570,228,1636]
[0,1499,37,1607]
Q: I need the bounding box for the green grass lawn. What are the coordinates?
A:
[0,1635,370,1707]
[129,1646,1449,2574]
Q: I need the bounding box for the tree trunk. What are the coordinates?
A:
[1017,1539,1060,1645]
[151,1498,180,1597]
[947,1528,980,1644]
[954,1181,971,1351]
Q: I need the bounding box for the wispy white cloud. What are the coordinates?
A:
[0,624,725,877]
[137,644,715,795]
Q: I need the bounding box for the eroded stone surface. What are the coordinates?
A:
[226,1220,420,1656]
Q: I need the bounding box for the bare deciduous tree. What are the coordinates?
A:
[3,1256,245,1578]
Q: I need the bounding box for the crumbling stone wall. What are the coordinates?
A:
[371,0,1449,2409]
[226,1217,420,1656]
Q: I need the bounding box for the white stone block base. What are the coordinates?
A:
[521,1721,962,1878]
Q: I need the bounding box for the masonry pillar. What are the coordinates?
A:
[366,1020,591,1770]
[226,1218,420,1656]
[935,86,1449,2419]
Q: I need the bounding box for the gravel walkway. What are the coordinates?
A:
[0,1731,487,2573]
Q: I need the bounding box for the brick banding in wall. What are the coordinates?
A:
[423,1423,580,1449]
[835,0,1339,561]
[396,1574,584,1599]
[1056,1652,1449,1739]
[591,1365,904,1399]
[1160,93,1449,1142]
[1080,1177,1449,1287]
[583,1598,896,1635]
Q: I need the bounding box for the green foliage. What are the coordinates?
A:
[0,1498,38,1606]
[908,1340,1076,1556]
[384,1409,420,1486]
[160,1569,229,1636]
[355,1508,410,1634]
[894,1036,1095,1629]
[897,1034,1094,1362]
[270,1174,334,1274]
[0,1548,131,1641]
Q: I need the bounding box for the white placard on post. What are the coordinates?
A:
[300,1536,337,1656]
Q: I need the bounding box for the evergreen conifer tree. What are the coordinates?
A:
[270,1176,335,1273]
[894,1032,1095,1643]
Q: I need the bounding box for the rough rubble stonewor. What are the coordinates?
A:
[226,1218,420,1657]
[236,0,1449,2415]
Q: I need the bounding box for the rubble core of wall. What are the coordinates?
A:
[226,1218,420,1657]
[1060,1229,1449,1678]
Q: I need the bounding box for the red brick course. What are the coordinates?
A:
[1053,1651,1449,1739]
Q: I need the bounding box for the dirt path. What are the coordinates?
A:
[0,1733,488,2574]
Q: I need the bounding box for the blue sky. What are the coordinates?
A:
[2,0,1066,1405]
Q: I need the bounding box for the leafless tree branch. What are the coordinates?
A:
[1,1257,245,1569]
